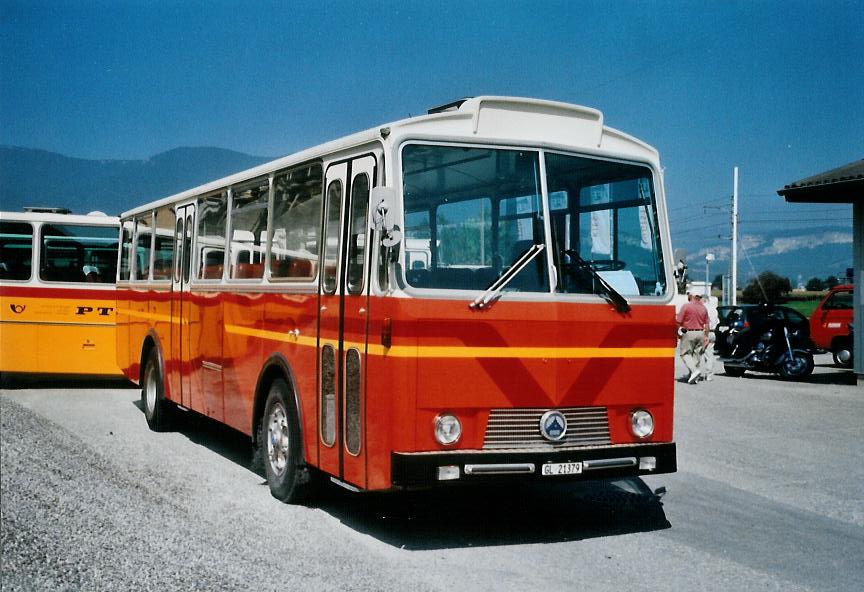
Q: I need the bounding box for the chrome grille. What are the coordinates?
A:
[483,407,611,450]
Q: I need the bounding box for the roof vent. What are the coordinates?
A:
[24,206,71,214]
[427,98,473,114]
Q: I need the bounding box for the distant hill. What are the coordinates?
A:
[0,146,272,215]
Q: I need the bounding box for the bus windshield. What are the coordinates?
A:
[401,144,667,298]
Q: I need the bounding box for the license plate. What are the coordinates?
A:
[541,462,583,476]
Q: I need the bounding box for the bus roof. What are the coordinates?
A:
[0,210,119,225]
[121,96,661,219]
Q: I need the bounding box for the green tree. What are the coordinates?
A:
[825,275,840,289]
[741,271,792,303]
[805,277,826,291]
[712,273,724,291]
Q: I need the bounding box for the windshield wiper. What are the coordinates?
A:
[564,250,630,313]
[469,244,545,310]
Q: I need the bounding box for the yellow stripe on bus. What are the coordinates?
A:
[224,323,674,359]
[116,308,180,324]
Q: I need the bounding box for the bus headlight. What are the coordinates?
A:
[434,414,462,446]
[631,410,654,439]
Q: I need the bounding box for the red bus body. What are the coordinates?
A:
[117,97,677,498]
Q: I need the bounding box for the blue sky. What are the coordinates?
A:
[1,0,862,277]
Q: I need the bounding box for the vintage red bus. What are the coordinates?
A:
[117,97,677,502]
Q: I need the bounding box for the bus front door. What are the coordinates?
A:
[318,154,376,489]
[170,203,195,409]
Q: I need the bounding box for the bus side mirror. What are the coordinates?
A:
[370,186,402,247]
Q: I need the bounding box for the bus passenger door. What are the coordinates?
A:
[318,154,376,489]
[170,203,195,408]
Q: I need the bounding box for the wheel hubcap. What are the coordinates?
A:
[267,403,289,475]
[786,356,806,375]
[145,367,157,415]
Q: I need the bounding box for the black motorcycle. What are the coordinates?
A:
[717,315,815,379]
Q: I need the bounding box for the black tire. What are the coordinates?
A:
[779,352,814,379]
[724,364,746,377]
[259,378,311,504]
[142,348,172,431]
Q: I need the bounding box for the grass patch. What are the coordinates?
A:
[783,299,820,318]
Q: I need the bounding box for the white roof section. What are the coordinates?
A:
[122,96,661,218]
[0,210,119,225]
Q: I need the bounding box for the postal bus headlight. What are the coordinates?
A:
[630,409,654,439]
[434,414,462,446]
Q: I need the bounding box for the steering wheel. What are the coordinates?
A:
[562,250,625,271]
[586,259,625,271]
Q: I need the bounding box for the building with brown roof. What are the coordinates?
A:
[778,159,863,382]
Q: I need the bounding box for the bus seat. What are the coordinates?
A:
[233,262,264,279]
[202,264,223,279]
[507,240,545,292]
[430,268,474,289]
[287,258,313,278]
[472,267,498,290]
[406,268,430,287]
[271,257,314,279]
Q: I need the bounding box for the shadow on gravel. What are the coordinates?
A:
[0,373,135,390]
[134,402,671,550]
[723,369,857,386]
[131,401,257,470]
[311,477,671,550]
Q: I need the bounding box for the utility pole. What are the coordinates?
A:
[705,253,714,299]
[731,167,739,305]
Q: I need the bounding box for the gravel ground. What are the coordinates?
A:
[0,388,431,592]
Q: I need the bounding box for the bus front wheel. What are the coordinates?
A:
[260,378,310,504]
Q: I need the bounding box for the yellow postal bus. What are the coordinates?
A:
[0,208,122,377]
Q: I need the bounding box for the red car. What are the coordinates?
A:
[810,284,854,366]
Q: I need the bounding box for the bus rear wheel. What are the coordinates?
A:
[260,378,310,504]
[142,349,173,432]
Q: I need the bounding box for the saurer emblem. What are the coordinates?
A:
[539,410,568,441]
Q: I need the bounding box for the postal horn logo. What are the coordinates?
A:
[10,304,26,314]
[539,410,567,441]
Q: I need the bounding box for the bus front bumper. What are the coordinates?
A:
[391,442,676,488]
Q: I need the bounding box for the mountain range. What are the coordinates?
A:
[674,227,853,290]
[0,145,271,215]
[0,145,853,284]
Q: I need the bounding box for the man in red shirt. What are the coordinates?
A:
[676,291,710,383]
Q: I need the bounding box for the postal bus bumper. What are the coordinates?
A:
[392,442,676,487]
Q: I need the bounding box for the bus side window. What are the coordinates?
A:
[197,192,227,280]
[229,178,269,280]
[0,221,34,281]
[135,213,153,281]
[152,206,175,281]
[270,163,323,281]
[322,180,343,294]
[40,223,119,284]
[346,173,369,294]
[120,221,133,281]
